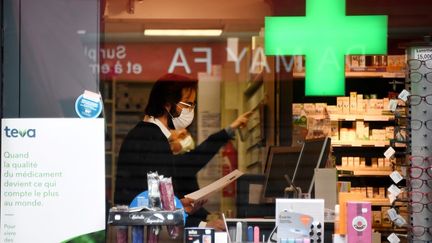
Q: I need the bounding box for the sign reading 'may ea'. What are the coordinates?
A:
[1,118,105,243]
[265,0,387,96]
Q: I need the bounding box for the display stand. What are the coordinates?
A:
[107,206,185,242]
[406,42,432,242]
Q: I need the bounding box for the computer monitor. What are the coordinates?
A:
[262,146,301,203]
[292,137,331,196]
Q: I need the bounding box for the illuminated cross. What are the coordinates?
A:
[265,0,387,96]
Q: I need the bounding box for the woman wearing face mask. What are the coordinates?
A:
[114,73,251,230]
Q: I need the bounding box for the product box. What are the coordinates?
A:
[336,97,344,114]
[184,227,215,243]
[381,206,392,227]
[346,201,372,243]
[357,94,365,114]
[342,97,350,114]
[349,92,357,114]
[372,211,382,226]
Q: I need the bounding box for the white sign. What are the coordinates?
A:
[1,118,105,243]
[414,48,432,61]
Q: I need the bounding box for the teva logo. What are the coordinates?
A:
[4,126,36,138]
[265,0,387,96]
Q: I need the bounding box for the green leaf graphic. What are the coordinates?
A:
[18,129,27,137]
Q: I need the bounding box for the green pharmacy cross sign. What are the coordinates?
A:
[265,0,387,96]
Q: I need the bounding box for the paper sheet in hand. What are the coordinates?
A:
[185,169,244,201]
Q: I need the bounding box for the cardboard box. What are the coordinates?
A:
[346,202,372,243]
[372,211,382,226]
[184,228,215,243]
[337,192,364,234]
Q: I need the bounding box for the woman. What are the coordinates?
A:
[114,73,250,229]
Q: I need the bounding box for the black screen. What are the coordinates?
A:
[292,137,330,195]
[263,146,301,202]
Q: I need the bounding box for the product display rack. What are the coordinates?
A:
[406,44,432,242]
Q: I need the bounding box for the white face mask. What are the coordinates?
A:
[172,107,194,129]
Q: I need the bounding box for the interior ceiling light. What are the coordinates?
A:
[144,29,223,36]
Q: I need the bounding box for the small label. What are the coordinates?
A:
[352,216,367,232]
[398,89,410,102]
[387,233,400,243]
[390,171,404,184]
[387,208,398,221]
[388,99,398,112]
[75,90,103,118]
[394,215,407,227]
[384,147,396,159]
[387,184,401,197]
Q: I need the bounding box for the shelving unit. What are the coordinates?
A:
[291,55,407,240]
[100,79,153,203]
[101,78,116,202]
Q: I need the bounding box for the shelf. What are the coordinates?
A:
[337,166,392,176]
[293,71,405,79]
[328,114,394,121]
[104,99,113,104]
[332,140,389,147]
[116,109,143,113]
[226,218,275,223]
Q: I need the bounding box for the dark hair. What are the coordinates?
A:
[144,74,197,117]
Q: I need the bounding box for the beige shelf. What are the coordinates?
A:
[337,166,392,176]
[329,114,394,121]
[294,71,405,78]
[332,140,389,147]
[116,109,143,113]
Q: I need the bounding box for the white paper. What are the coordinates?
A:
[387,233,400,243]
[384,147,396,159]
[398,89,410,102]
[387,184,401,197]
[389,171,403,184]
[394,215,407,227]
[1,118,105,243]
[185,170,244,201]
[387,208,398,221]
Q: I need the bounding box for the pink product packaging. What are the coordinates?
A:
[347,201,372,243]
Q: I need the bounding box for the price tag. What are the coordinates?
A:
[388,99,398,112]
[384,147,396,159]
[390,171,404,184]
[398,89,410,102]
[414,48,432,61]
[387,208,398,221]
[394,215,407,227]
[387,233,400,243]
[387,184,401,197]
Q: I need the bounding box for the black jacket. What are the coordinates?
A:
[114,121,231,226]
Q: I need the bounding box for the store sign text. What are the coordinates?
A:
[86,45,295,77]
[168,47,294,74]
[84,45,143,75]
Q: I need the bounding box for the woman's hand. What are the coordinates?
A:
[229,111,253,130]
[206,218,226,231]
[181,197,207,215]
